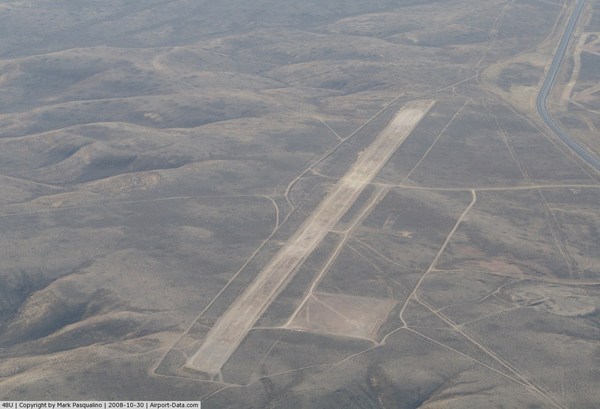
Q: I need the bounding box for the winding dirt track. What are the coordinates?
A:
[187,100,435,376]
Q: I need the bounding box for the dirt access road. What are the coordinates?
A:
[187,100,435,377]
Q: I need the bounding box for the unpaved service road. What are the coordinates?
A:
[187,100,435,376]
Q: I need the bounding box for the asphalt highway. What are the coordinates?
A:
[536,0,600,171]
